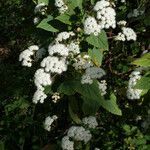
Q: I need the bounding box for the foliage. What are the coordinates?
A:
[0,0,150,150]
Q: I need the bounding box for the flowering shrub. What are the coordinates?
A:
[1,0,150,149]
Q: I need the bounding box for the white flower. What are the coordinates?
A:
[34,68,52,90]
[98,80,107,96]
[41,56,68,74]
[33,17,40,24]
[61,136,74,150]
[52,92,60,103]
[73,55,93,70]
[82,116,98,129]
[55,0,68,14]
[96,7,116,29]
[19,49,34,67]
[115,27,137,41]
[19,45,39,67]
[93,0,116,29]
[127,71,142,100]
[48,43,69,57]
[81,67,106,84]
[84,16,101,36]
[67,42,80,54]
[44,115,58,131]
[85,67,106,79]
[67,126,78,138]
[81,74,93,84]
[33,89,47,104]
[117,20,127,26]
[55,31,75,43]
[34,3,46,14]
[67,126,92,144]
[94,0,110,11]
[115,32,126,41]
[55,0,64,7]
[59,5,68,14]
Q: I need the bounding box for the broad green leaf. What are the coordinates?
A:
[88,48,103,67]
[55,14,71,25]
[135,77,150,89]
[38,0,49,5]
[132,53,150,67]
[82,97,100,115]
[37,15,59,32]
[69,103,81,124]
[58,80,77,95]
[58,80,122,115]
[100,93,122,116]
[86,30,108,50]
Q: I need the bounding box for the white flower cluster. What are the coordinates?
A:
[52,92,60,103]
[32,31,79,104]
[19,45,39,67]
[127,71,142,100]
[73,55,93,70]
[98,80,107,96]
[84,0,116,35]
[61,122,94,150]
[48,43,69,56]
[55,31,80,55]
[117,20,127,26]
[67,42,80,55]
[34,68,52,90]
[41,56,67,74]
[55,31,75,43]
[67,126,92,143]
[128,9,144,18]
[82,116,98,129]
[44,115,58,131]
[61,136,74,150]
[55,0,68,14]
[34,3,47,15]
[33,89,47,104]
[84,16,101,36]
[94,0,116,29]
[33,69,52,103]
[81,67,106,84]
[115,27,137,41]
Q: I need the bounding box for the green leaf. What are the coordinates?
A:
[82,97,100,115]
[38,0,49,5]
[58,80,122,115]
[132,53,150,67]
[55,14,71,25]
[86,30,108,50]
[67,0,83,10]
[88,48,103,67]
[37,15,59,32]
[100,93,122,116]
[135,77,150,90]
[58,80,77,95]
[69,103,81,124]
